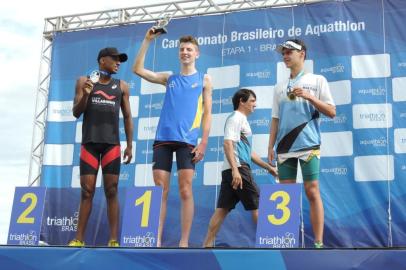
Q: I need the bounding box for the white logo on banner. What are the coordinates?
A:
[360,137,388,148]
[321,165,348,176]
[246,70,272,79]
[243,86,274,109]
[258,232,296,248]
[354,155,394,182]
[208,145,224,155]
[144,101,163,111]
[277,60,313,84]
[392,77,406,102]
[320,63,345,74]
[358,86,386,96]
[329,80,351,105]
[209,113,229,137]
[43,144,74,166]
[47,101,75,122]
[203,161,222,186]
[351,54,391,78]
[134,164,155,187]
[321,131,353,157]
[46,211,79,232]
[140,71,172,94]
[137,117,159,140]
[212,96,232,107]
[207,65,240,90]
[320,113,348,125]
[9,231,38,245]
[120,96,139,118]
[352,104,392,129]
[394,128,406,154]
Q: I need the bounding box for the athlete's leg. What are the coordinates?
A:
[153,169,171,247]
[278,158,298,184]
[74,144,100,242]
[177,168,194,247]
[203,208,229,247]
[301,156,323,245]
[152,142,174,247]
[304,180,324,245]
[101,144,121,243]
[75,174,97,241]
[103,174,120,241]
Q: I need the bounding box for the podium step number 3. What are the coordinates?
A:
[256,184,301,248]
[121,186,163,247]
[8,187,46,245]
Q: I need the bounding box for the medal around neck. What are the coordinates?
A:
[287,87,296,101]
[89,70,100,84]
[152,13,172,34]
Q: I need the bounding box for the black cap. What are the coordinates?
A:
[97,47,128,63]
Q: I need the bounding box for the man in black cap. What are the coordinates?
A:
[69,47,133,247]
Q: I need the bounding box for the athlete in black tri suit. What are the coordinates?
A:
[69,47,133,247]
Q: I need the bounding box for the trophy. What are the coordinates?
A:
[152,13,172,34]
[89,70,100,84]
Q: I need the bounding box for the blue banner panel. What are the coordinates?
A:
[40,0,406,248]
[8,187,46,245]
[1,247,406,270]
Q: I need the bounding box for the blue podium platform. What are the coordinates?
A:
[1,246,406,270]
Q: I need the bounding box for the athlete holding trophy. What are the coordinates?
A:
[133,16,213,247]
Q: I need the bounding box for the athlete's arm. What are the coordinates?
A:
[192,74,213,163]
[223,139,243,190]
[268,117,279,165]
[73,76,93,118]
[251,151,278,177]
[132,28,169,86]
[120,80,133,164]
[292,87,336,118]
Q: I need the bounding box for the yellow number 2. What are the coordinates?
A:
[17,193,38,224]
[267,190,291,226]
[135,190,152,228]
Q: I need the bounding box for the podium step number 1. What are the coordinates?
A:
[120,186,163,247]
[8,187,46,245]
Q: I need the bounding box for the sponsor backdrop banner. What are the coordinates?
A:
[40,0,406,247]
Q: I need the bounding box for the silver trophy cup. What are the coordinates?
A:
[152,13,172,34]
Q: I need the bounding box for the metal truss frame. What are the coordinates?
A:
[29,0,330,186]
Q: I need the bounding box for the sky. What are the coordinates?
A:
[0,0,176,244]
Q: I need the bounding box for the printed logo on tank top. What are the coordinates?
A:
[168,81,176,89]
[91,90,117,106]
[191,82,198,88]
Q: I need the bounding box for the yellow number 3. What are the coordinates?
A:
[17,193,38,224]
[268,190,291,225]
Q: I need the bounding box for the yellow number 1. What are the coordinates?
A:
[17,193,38,224]
[267,190,291,225]
[135,190,152,227]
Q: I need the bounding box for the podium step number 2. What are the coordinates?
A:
[121,186,163,247]
[256,184,301,248]
[8,187,46,245]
